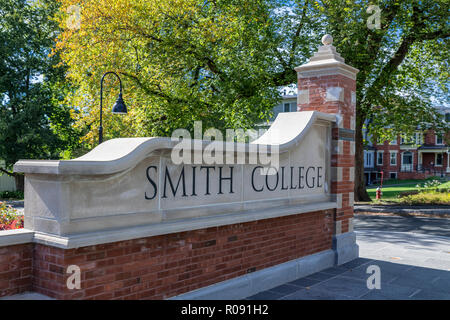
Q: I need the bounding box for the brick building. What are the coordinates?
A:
[363,127,450,184]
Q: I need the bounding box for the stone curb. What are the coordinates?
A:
[355,205,450,216]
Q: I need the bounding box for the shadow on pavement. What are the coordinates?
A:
[246,258,450,300]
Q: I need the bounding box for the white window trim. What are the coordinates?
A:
[401,151,414,170]
[390,138,397,145]
[364,150,375,167]
[389,172,397,179]
[376,151,384,166]
[389,151,397,166]
[435,153,443,167]
[415,132,423,145]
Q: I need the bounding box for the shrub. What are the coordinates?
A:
[397,190,420,198]
[398,192,450,205]
[0,190,24,200]
[0,201,24,230]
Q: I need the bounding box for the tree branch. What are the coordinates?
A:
[288,0,309,66]
[0,167,15,177]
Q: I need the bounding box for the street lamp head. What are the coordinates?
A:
[112,93,127,114]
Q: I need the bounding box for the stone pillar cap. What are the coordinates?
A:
[295,34,359,79]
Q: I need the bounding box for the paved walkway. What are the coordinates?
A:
[247,215,450,300]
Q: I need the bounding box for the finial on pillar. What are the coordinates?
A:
[321,34,333,46]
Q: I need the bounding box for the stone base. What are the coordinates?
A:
[1,210,335,300]
[333,232,359,265]
[172,232,359,300]
[171,249,336,300]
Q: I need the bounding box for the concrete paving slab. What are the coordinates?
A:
[359,283,420,300]
[246,290,284,300]
[288,277,322,288]
[265,284,303,295]
[311,276,370,298]
[281,287,354,300]
[409,289,450,300]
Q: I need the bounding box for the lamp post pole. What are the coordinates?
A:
[99,71,127,145]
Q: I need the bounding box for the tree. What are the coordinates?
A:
[55,0,290,144]
[0,0,81,191]
[315,0,449,200]
[55,0,449,200]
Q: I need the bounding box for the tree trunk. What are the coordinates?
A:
[14,173,24,193]
[354,113,371,202]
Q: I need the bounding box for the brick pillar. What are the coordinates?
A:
[295,34,359,264]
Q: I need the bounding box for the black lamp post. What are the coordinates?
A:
[99,71,128,144]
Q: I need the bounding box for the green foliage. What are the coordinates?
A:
[367,178,448,200]
[0,190,24,200]
[54,0,449,162]
[398,191,450,205]
[319,0,449,140]
[0,0,83,173]
[54,0,326,146]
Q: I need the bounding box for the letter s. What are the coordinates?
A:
[145,166,158,200]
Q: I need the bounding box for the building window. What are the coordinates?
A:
[364,151,374,168]
[401,151,413,171]
[376,152,383,166]
[389,172,397,179]
[390,152,397,166]
[390,138,397,145]
[436,133,443,145]
[283,103,291,112]
[400,134,408,144]
[400,134,416,145]
[436,153,443,166]
[415,132,423,145]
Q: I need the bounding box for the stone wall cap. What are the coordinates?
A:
[14,111,336,176]
[0,229,34,247]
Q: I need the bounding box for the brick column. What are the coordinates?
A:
[295,34,359,264]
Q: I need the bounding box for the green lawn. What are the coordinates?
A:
[439,181,450,188]
[367,178,449,201]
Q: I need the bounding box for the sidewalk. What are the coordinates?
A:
[246,215,450,300]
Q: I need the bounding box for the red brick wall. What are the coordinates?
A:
[1,209,333,300]
[424,130,435,145]
[397,172,429,180]
[0,243,33,298]
[297,74,356,234]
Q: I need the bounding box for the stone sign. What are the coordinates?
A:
[14,111,336,238]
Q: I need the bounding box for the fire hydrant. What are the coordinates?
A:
[376,187,382,200]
